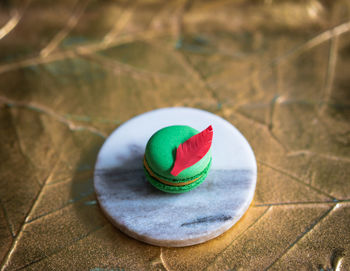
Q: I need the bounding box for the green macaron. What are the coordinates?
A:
[143,125,212,193]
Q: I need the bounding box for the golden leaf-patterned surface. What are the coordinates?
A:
[0,0,350,270]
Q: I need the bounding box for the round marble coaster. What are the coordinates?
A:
[94,107,257,247]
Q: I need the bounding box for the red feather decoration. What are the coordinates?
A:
[170,125,213,176]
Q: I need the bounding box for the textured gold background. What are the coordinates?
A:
[0,0,350,270]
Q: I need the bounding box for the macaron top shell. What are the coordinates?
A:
[145,125,211,182]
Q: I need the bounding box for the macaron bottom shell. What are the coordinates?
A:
[144,159,212,193]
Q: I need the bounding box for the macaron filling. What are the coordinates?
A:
[144,157,212,193]
[143,157,201,186]
[143,156,208,187]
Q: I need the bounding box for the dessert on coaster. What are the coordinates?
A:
[94,107,257,247]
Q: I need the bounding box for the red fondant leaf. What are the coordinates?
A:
[170,125,213,176]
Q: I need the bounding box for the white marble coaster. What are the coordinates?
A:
[94,107,257,247]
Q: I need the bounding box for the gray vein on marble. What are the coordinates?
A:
[94,168,256,247]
